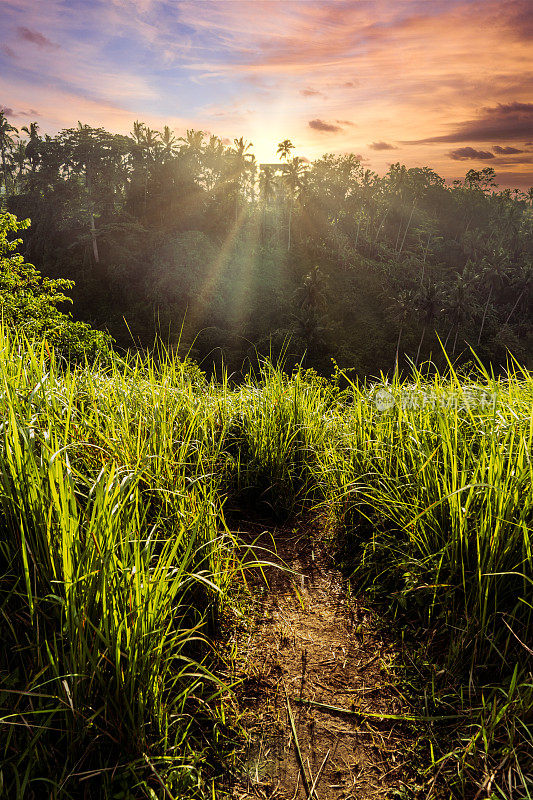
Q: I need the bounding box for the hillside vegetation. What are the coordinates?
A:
[2,115,532,374]
[0,328,531,798]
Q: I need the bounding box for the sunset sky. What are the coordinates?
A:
[1,0,532,188]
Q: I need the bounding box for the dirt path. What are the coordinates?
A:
[229,520,422,800]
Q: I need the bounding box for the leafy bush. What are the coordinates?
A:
[0,211,112,359]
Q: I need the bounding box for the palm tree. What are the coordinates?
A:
[179,129,205,156]
[277,139,294,162]
[477,258,510,345]
[203,135,226,190]
[0,111,18,193]
[259,165,276,205]
[178,129,205,190]
[294,311,325,350]
[231,137,254,221]
[414,281,444,366]
[128,121,147,218]
[21,122,40,172]
[129,121,146,172]
[142,127,160,161]
[140,127,160,214]
[444,271,475,354]
[74,122,101,264]
[13,141,27,179]
[259,165,277,239]
[131,120,146,145]
[505,263,532,326]
[388,290,413,372]
[296,266,327,312]
[293,267,328,352]
[63,122,127,265]
[158,125,178,159]
[282,156,306,251]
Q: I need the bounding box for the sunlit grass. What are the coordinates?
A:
[0,330,238,798]
[0,327,531,797]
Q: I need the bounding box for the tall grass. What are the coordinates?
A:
[321,364,532,660]
[227,355,532,794]
[0,330,237,798]
[314,364,532,796]
[0,328,531,797]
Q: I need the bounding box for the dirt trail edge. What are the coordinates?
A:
[229,519,424,800]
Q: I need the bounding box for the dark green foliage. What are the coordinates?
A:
[1,113,530,374]
[0,211,111,359]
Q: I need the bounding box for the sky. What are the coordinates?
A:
[1,0,532,189]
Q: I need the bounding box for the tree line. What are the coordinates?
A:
[1,111,532,373]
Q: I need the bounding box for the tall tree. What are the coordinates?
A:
[414,281,445,365]
[21,122,41,172]
[445,270,475,354]
[0,111,18,194]
[282,156,306,251]
[58,123,130,267]
[13,141,27,179]
[388,290,413,371]
[158,125,178,159]
[259,165,277,240]
[277,139,294,162]
[231,137,254,221]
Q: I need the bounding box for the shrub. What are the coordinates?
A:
[0,211,112,360]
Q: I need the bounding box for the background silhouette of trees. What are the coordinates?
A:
[2,116,532,374]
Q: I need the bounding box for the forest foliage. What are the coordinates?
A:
[0,211,111,359]
[1,112,531,374]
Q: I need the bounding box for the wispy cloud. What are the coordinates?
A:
[0,105,40,119]
[404,103,533,144]
[17,26,59,49]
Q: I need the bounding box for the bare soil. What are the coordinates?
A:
[227,518,425,800]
